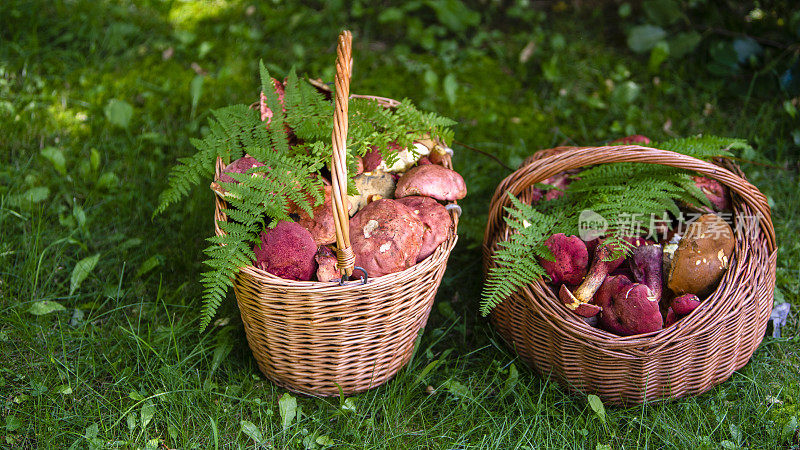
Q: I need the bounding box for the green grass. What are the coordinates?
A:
[2,0,799,448]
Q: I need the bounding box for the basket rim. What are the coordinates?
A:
[213,91,461,289]
[483,144,776,350]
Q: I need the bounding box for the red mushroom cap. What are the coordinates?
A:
[394,164,467,201]
[218,155,265,184]
[692,176,731,211]
[349,199,424,277]
[395,196,452,262]
[259,78,286,124]
[253,221,317,281]
[610,135,651,145]
[597,275,663,336]
[672,293,701,316]
[295,185,336,246]
[539,233,589,286]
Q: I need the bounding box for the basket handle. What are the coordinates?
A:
[330,31,355,277]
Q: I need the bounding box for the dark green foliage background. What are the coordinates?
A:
[1,0,799,448]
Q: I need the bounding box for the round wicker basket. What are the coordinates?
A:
[483,145,776,405]
[212,32,459,396]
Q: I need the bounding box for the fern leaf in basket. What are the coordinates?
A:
[154,61,455,330]
[481,135,747,316]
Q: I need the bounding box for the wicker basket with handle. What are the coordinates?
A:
[483,145,776,404]
[212,31,459,396]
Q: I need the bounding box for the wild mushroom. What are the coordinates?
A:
[217,155,265,184]
[349,199,424,277]
[259,78,285,124]
[396,196,452,262]
[691,176,730,212]
[295,185,336,245]
[315,245,339,282]
[667,213,734,297]
[347,171,396,216]
[610,135,651,145]
[394,164,467,201]
[559,241,625,317]
[538,233,589,286]
[629,244,663,301]
[253,221,317,281]
[531,172,572,203]
[671,293,701,316]
[595,274,662,336]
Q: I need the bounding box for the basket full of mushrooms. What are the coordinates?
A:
[482,142,776,404]
[213,32,465,396]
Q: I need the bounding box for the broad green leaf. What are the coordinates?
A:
[90,148,101,172]
[240,420,263,444]
[104,99,133,128]
[708,40,739,76]
[84,423,99,439]
[668,31,702,59]
[611,81,641,104]
[55,384,73,395]
[503,363,519,394]
[648,41,670,72]
[443,379,470,399]
[40,147,66,175]
[190,75,204,113]
[588,394,606,424]
[341,398,356,413]
[426,0,480,33]
[643,0,681,26]
[129,390,145,401]
[28,300,66,315]
[316,435,334,447]
[11,186,50,206]
[733,37,762,64]
[136,255,163,278]
[5,416,22,432]
[126,412,137,431]
[627,25,666,53]
[96,172,119,190]
[70,253,100,295]
[140,401,155,429]
[443,73,458,106]
[378,7,403,23]
[783,416,798,441]
[278,393,297,429]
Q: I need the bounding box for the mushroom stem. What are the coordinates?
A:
[560,243,624,307]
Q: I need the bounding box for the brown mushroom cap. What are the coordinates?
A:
[394,164,467,201]
[349,199,424,277]
[295,185,336,246]
[218,155,265,184]
[667,213,734,296]
[347,171,396,216]
[315,245,339,282]
[253,221,317,281]
[396,196,452,262]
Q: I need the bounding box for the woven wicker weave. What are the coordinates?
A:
[483,145,776,404]
[212,31,459,396]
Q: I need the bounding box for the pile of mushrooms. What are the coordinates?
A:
[217,136,466,282]
[543,212,734,336]
[531,148,736,336]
